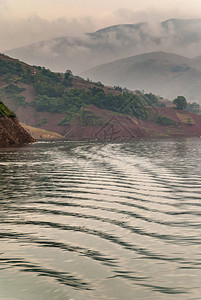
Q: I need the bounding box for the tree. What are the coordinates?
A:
[173,96,187,110]
[114,85,123,92]
[63,70,72,87]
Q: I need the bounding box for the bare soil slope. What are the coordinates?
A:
[61,105,201,140]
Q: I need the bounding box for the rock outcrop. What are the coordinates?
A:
[0,100,34,147]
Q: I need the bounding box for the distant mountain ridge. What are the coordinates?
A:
[82,51,201,102]
[89,22,147,36]
[6,18,201,74]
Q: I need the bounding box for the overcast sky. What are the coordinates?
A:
[1,0,201,51]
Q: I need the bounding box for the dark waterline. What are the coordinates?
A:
[0,138,201,300]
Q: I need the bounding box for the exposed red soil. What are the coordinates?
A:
[19,83,36,103]
[62,106,201,140]
[3,92,201,141]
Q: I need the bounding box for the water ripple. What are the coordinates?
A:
[1,139,201,299]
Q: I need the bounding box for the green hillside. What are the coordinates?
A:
[0,54,157,125]
[1,53,201,141]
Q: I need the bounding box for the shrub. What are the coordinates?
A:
[33,95,62,113]
[3,84,25,94]
[155,115,176,125]
[36,117,48,127]
[10,94,27,107]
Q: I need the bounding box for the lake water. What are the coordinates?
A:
[0,138,201,300]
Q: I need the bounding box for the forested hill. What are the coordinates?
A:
[0,53,152,127]
[1,53,201,141]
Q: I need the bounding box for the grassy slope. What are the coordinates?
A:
[20,123,63,140]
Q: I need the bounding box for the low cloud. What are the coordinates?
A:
[4,10,201,75]
[7,17,201,74]
[0,15,95,51]
[1,7,201,52]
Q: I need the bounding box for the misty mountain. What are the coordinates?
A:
[6,18,201,74]
[190,55,201,70]
[82,51,201,102]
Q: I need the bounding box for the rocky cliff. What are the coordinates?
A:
[0,100,34,147]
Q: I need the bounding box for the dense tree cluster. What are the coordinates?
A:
[33,86,148,123]
[0,59,23,76]
[31,67,149,123]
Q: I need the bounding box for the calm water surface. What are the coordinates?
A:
[0,138,201,300]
